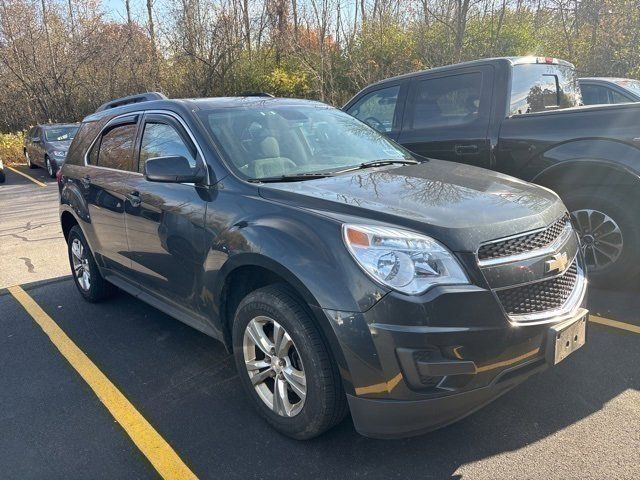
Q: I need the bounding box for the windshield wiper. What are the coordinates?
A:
[335,159,419,174]
[247,172,334,183]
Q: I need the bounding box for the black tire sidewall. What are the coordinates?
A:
[563,189,640,283]
[67,225,111,302]
[232,287,338,439]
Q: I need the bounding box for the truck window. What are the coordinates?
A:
[408,72,482,130]
[510,63,581,115]
[347,85,400,133]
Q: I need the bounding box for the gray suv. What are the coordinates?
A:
[24,123,79,178]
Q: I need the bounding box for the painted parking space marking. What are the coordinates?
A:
[590,315,640,334]
[6,166,47,187]
[7,285,198,480]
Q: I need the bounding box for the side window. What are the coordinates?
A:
[95,123,137,171]
[580,84,609,105]
[609,89,631,104]
[347,85,400,133]
[138,122,196,173]
[409,72,482,130]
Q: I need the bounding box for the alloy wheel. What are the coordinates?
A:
[46,158,53,176]
[571,208,623,272]
[71,238,91,291]
[242,316,307,417]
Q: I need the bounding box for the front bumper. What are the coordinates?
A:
[317,283,588,438]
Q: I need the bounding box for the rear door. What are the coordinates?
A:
[123,112,207,311]
[82,114,140,276]
[28,127,44,166]
[398,66,493,168]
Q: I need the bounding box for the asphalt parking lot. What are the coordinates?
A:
[1,164,639,479]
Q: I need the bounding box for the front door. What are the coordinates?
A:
[81,115,140,275]
[124,113,208,312]
[398,66,493,168]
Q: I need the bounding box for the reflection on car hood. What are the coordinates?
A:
[259,159,566,252]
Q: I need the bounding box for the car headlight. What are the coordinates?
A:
[53,150,67,157]
[342,224,469,295]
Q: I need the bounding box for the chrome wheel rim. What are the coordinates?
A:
[71,238,91,291]
[571,208,623,272]
[242,316,306,417]
[46,158,52,176]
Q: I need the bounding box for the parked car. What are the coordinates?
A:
[24,123,80,178]
[59,92,587,439]
[579,77,640,105]
[345,56,640,285]
[0,157,5,183]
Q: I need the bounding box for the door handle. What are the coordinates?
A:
[80,175,91,188]
[126,191,141,207]
[454,144,479,155]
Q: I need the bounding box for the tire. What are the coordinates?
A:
[25,151,37,169]
[0,169,5,183]
[232,284,347,439]
[45,156,55,178]
[67,225,117,302]
[562,188,640,286]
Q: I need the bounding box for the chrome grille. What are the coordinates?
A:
[478,216,569,261]
[496,261,578,316]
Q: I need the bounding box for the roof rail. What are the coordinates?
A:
[95,92,168,113]
[239,92,275,98]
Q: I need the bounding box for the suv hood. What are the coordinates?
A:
[259,159,566,252]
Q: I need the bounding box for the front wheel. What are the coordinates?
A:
[45,156,55,178]
[26,151,36,169]
[563,189,640,286]
[232,285,347,439]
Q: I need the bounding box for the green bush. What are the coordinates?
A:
[0,131,25,165]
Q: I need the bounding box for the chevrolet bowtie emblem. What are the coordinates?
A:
[545,252,569,274]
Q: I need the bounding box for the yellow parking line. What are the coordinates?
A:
[7,285,198,480]
[6,166,47,187]
[590,315,640,334]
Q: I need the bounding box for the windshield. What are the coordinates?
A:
[615,79,640,97]
[45,126,78,142]
[199,105,413,180]
[510,64,582,115]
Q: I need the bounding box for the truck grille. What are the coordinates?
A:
[496,260,578,316]
[478,216,569,261]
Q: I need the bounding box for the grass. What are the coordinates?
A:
[0,131,26,165]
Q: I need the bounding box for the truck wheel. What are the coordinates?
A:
[232,284,347,439]
[563,189,640,286]
[67,225,117,302]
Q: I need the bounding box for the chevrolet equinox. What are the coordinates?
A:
[59,92,588,439]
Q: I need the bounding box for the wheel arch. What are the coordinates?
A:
[532,159,640,196]
[214,254,351,389]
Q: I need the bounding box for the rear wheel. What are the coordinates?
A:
[232,285,347,439]
[563,189,640,286]
[67,225,116,302]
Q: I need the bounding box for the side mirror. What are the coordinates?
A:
[144,156,205,184]
[32,137,41,143]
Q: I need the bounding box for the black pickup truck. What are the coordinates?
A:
[344,56,640,285]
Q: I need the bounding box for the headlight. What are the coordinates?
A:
[342,224,469,295]
[53,150,67,157]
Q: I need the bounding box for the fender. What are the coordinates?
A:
[527,138,640,186]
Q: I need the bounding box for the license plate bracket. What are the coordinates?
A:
[547,311,588,365]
